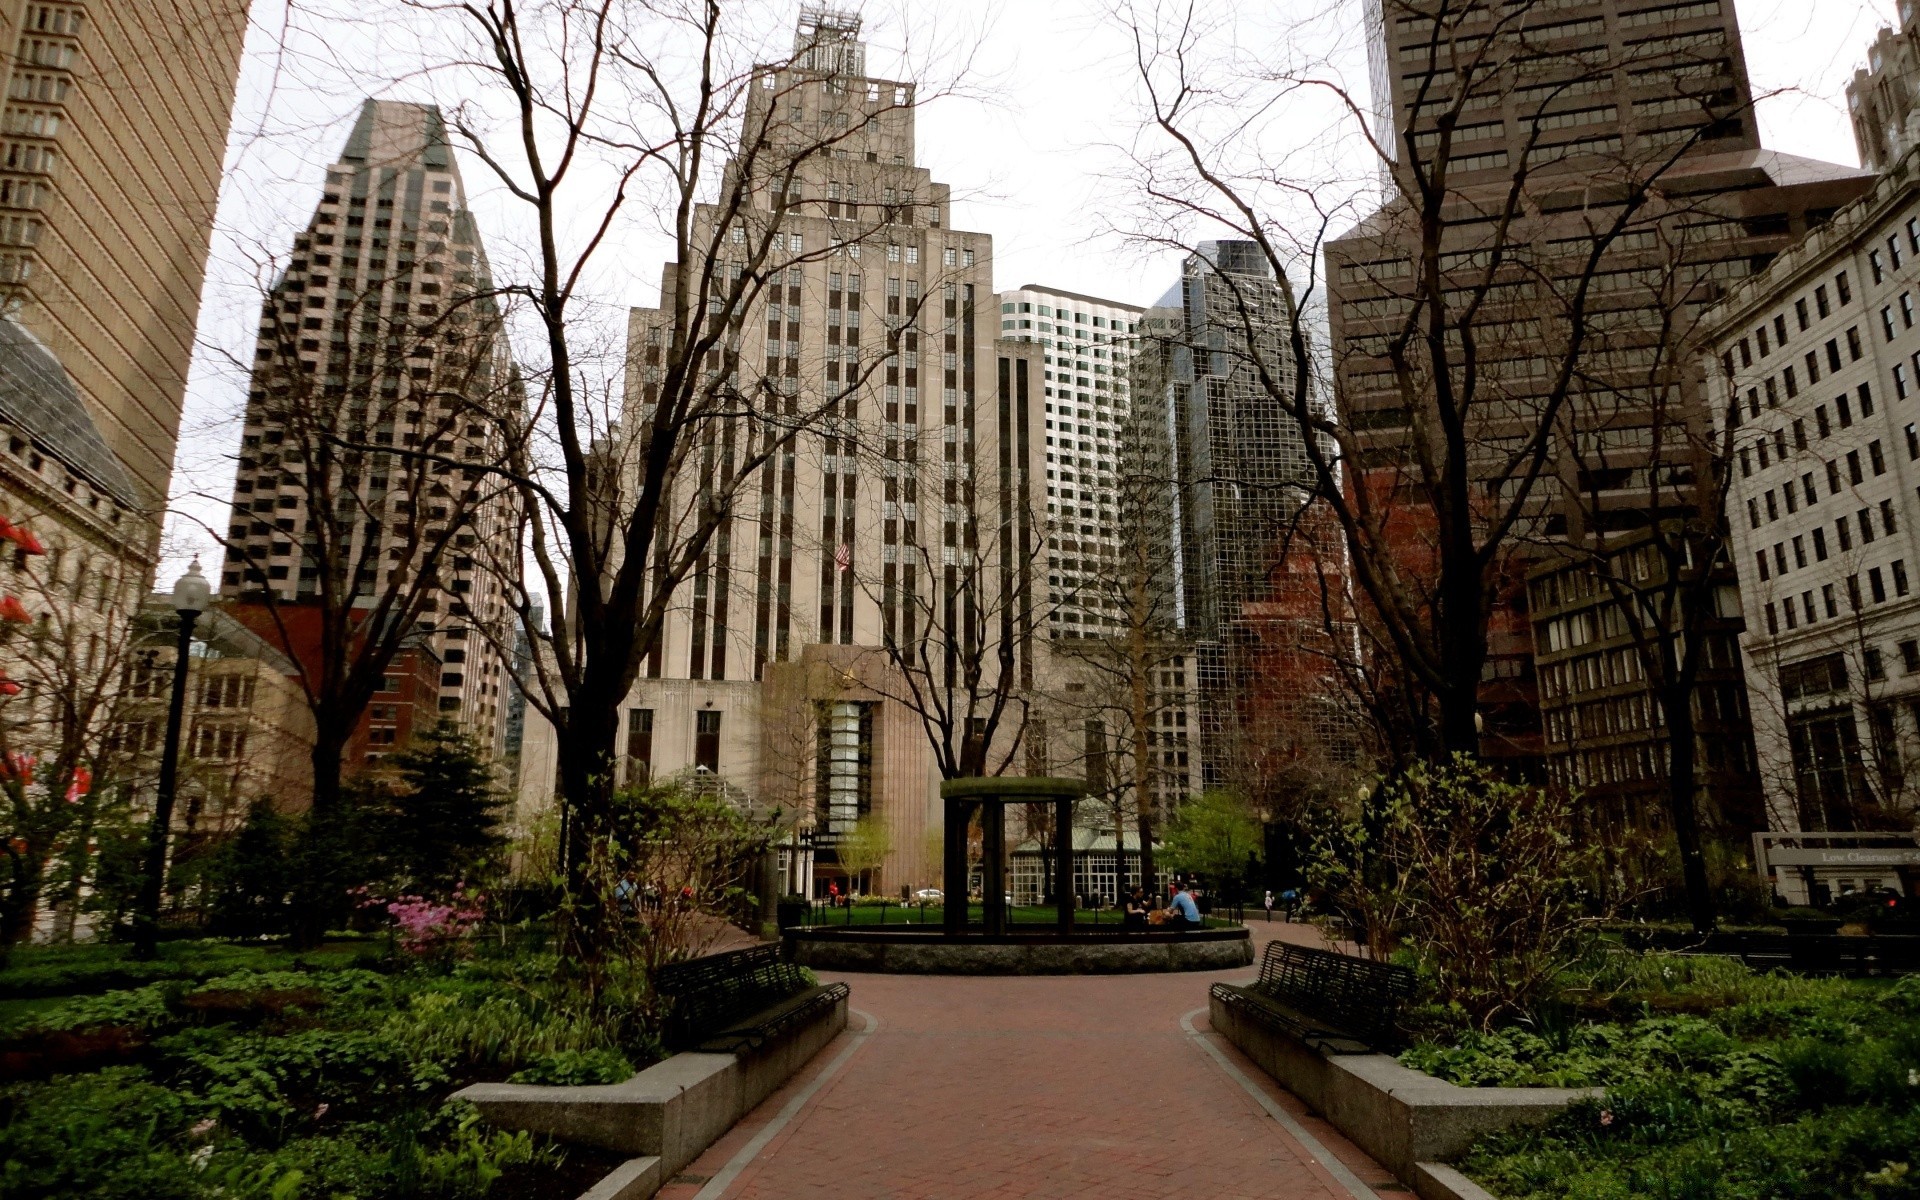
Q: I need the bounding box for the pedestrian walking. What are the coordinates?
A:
[1263,889,1275,922]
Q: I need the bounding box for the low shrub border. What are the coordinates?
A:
[1404,955,1920,1199]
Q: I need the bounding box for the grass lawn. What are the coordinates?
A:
[0,936,656,1200]
[1401,954,1920,1199]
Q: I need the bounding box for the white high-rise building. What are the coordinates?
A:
[1711,150,1920,901]
[997,286,1142,639]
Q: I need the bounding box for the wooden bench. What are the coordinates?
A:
[654,943,850,1053]
[1209,941,1416,1054]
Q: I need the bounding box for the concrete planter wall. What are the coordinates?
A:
[456,988,848,1200]
[1209,991,1596,1200]
[787,927,1253,974]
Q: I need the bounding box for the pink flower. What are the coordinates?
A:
[190,1118,217,1139]
[1598,1110,1614,1128]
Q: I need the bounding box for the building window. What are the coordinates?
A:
[695,709,722,773]
[816,700,875,834]
[626,707,654,785]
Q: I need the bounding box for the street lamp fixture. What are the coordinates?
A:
[132,560,210,959]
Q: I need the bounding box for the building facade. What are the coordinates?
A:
[1849,2,1920,176]
[120,602,318,838]
[1329,0,1871,786]
[607,11,1047,898]
[0,0,249,528]
[1527,534,1762,837]
[0,3,248,902]
[221,100,517,760]
[996,285,1142,640]
[1129,243,1318,793]
[1712,148,1920,898]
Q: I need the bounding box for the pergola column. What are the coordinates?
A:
[943,795,972,934]
[938,776,1087,939]
[1055,793,1074,933]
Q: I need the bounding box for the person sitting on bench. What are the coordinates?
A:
[1164,881,1203,932]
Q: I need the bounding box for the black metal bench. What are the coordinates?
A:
[654,943,849,1053]
[1210,941,1416,1054]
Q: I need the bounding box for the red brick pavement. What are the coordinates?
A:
[654,922,1399,1200]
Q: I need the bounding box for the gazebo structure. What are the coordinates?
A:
[940,776,1084,935]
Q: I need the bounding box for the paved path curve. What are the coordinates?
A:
[654,923,1402,1200]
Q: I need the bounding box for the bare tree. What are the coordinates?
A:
[0,536,145,949]
[196,197,524,939]
[416,1,971,963]
[1118,0,1784,764]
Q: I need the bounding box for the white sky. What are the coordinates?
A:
[159,0,1905,582]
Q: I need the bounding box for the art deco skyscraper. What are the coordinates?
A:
[1850,3,1920,175]
[614,10,1044,895]
[222,100,517,759]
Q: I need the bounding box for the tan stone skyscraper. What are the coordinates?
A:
[612,10,1045,896]
[0,1,249,527]
[0,1,248,773]
[222,100,517,760]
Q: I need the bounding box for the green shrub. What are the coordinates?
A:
[506,1047,634,1086]
[1420,954,1920,1199]
[0,1068,202,1200]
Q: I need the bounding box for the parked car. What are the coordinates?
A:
[913,888,944,903]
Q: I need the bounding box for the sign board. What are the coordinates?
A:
[1767,847,1920,868]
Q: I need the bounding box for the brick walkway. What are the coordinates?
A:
[655,921,1400,1200]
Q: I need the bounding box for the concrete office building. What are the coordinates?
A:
[222,100,517,759]
[0,0,249,526]
[1850,2,1920,176]
[611,10,1046,897]
[1712,151,1920,899]
[1329,0,1870,796]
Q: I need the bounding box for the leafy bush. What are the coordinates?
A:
[1311,755,1602,1028]
[0,944,653,1199]
[1411,955,1920,1199]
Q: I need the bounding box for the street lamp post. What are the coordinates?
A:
[132,561,210,960]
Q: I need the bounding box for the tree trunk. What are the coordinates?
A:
[1662,684,1716,934]
[288,724,351,949]
[554,686,622,977]
[1436,549,1488,759]
[1,847,46,949]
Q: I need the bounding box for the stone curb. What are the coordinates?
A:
[455,988,848,1199]
[1209,990,1597,1192]
[1411,1161,1502,1200]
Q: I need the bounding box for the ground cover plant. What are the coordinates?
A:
[0,943,656,1200]
[1401,953,1920,1199]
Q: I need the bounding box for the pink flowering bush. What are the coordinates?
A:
[354,883,487,955]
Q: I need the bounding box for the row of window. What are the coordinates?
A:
[1726,269,1853,375]
[1753,500,1901,581]
[1763,561,1913,638]
[1744,428,1889,533]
